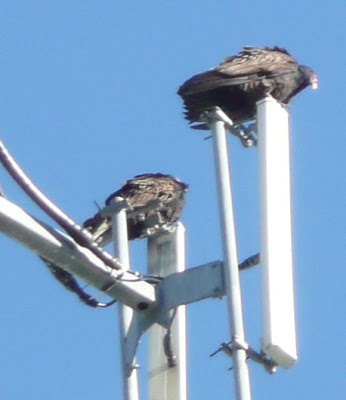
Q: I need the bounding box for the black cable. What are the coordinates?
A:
[163,308,178,367]
[42,257,116,308]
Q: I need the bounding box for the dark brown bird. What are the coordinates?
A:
[43,173,188,308]
[178,46,318,128]
[83,173,188,245]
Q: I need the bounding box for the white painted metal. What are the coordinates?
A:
[155,260,224,312]
[257,97,297,368]
[0,195,155,308]
[111,197,140,400]
[0,195,229,311]
[148,223,187,400]
[210,108,252,400]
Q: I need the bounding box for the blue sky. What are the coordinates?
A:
[0,1,345,399]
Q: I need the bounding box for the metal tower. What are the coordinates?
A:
[0,97,297,400]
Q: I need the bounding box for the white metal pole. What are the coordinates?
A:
[257,98,297,368]
[147,223,187,400]
[210,108,252,400]
[0,195,155,308]
[111,197,140,400]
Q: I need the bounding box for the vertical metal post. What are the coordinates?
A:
[210,109,252,400]
[147,223,187,400]
[257,98,297,368]
[111,197,140,400]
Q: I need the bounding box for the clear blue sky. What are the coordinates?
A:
[0,2,344,399]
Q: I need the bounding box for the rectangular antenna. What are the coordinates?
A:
[257,97,297,368]
[147,223,187,400]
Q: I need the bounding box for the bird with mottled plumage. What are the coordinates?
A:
[178,46,318,129]
[43,173,188,308]
[83,173,188,245]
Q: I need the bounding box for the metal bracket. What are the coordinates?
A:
[98,199,176,247]
[101,198,162,219]
[211,339,278,374]
[122,253,261,374]
[200,107,258,148]
[228,122,258,148]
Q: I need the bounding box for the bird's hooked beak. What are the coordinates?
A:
[310,74,318,89]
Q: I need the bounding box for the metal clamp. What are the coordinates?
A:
[211,339,278,374]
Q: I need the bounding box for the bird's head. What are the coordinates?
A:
[300,65,318,89]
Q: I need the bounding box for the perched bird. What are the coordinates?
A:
[83,173,188,246]
[43,173,188,308]
[178,46,318,128]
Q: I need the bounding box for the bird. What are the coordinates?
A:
[83,173,188,246]
[43,173,188,308]
[178,46,318,129]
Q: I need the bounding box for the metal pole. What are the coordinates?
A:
[147,223,187,400]
[0,195,155,308]
[210,108,252,400]
[111,197,140,400]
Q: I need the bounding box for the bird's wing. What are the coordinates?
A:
[106,174,183,211]
[217,46,297,75]
[180,47,299,94]
[81,175,178,245]
[84,174,187,243]
[83,212,112,246]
